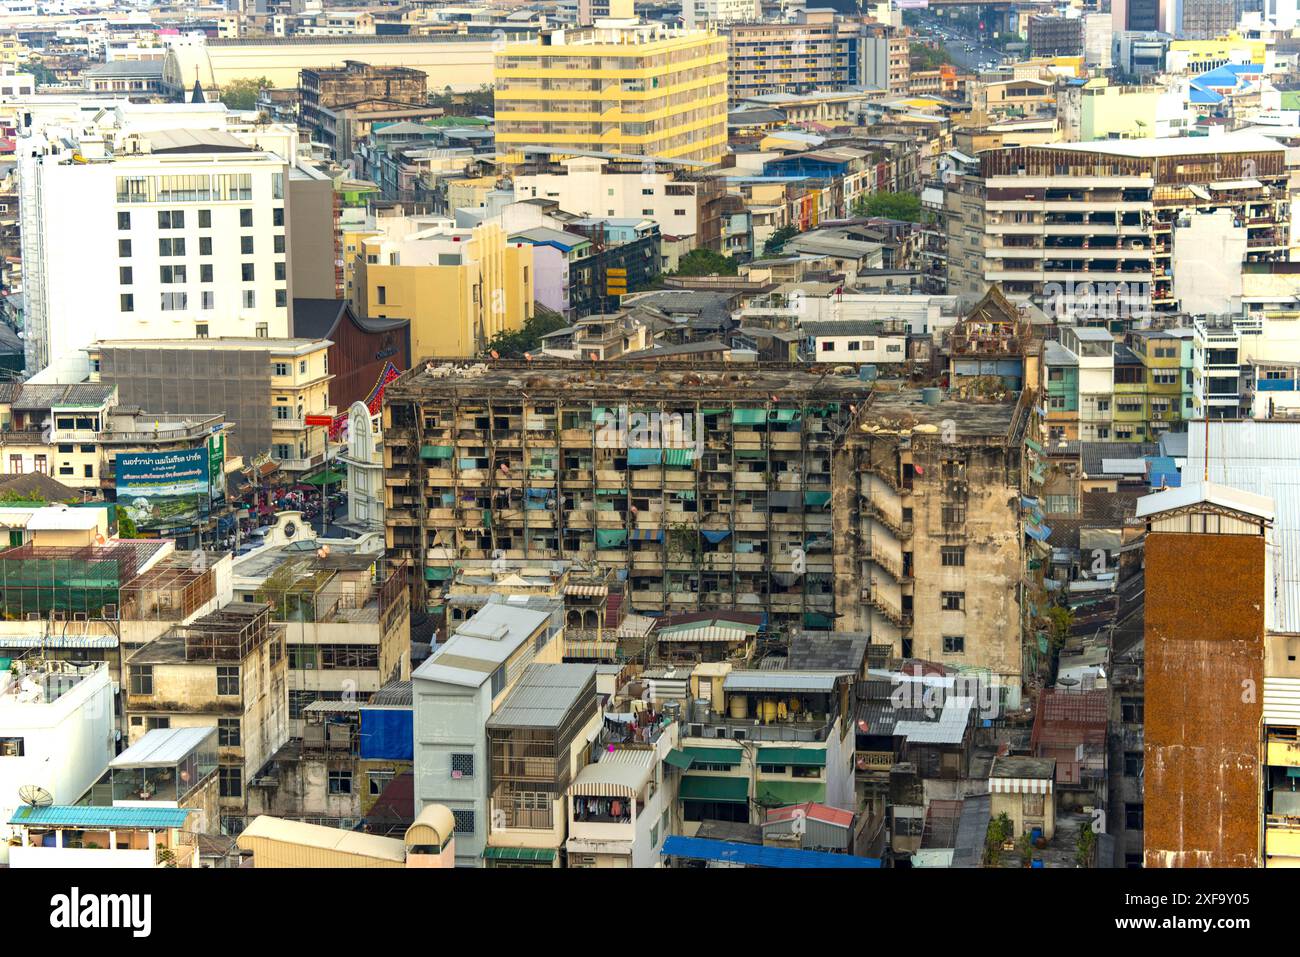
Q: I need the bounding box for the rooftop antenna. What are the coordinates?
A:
[18,784,54,809]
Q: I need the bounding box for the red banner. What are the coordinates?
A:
[305,414,334,426]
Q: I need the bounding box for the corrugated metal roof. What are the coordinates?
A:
[413,603,553,687]
[567,747,655,798]
[892,696,975,745]
[9,805,195,829]
[236,815,407,863]
[110,726,216,768]
[1185,421,1298,631]
[661,835,880,868]
[724,670,847,693]
[485,663,595,729]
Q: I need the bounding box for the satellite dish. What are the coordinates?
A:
[18,784,53,808]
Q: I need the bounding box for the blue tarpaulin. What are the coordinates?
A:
[1145,456,1181,489]
[359,708,413,761]
[627,448,663,466]
[1025,523,1052,542]
[701,529,732,544]
[661,836,880,869]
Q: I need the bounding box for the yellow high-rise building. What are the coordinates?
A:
[494,20,728,165]
[354,219,534,359]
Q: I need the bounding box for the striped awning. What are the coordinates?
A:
[564,583,608,598]
[988,777,1053,795]
[657,626,748,643]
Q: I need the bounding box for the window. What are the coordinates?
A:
[219,766,242,798]
[118,239,132,258]
[160,265,187,284]
[256,322,269,338]
[943,635,965,654]
[201,291,215,310]
[242,290,256,309]
[273,207,284,227]
[821,341,833,352]
[116,211,130,230]
[218,718,241,747]
[198,209,211,229]
[452,808,475,833]
[1121,698,1144,723]
[490,664,506,697]
[1124,752,1142,777]
[328,770,353,795]
[451,753,474,779]
[200,264,213,283]
[274,362,289,376]
[130,666,153,695]
[196,324,209,339]
[157,209,184,229]
[275,289,287,308]
[119,266,133,285]
[940,546,966,567]
[369,770,395,796]
[273,234,285,254]
[199,236,213,256]
[240,209,253,228]
[241,263,255,282]
[941,591,965,611]
[941,505,965,525]
[83,464,93,478]
[0,736,24,757]
[274,262,285,282]
[377,286,387,305]
[1125,805,1144,830]
[159,237,186,256]
[241,236,254,255]
[216,666,239,696]
[298,360,307,374]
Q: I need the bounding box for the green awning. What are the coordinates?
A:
[304,468,346,485]
[682,747,742,766]
[803,612,832,629]
[803,490,831,507]
[664,448,696,467]
[735,449,766,459]
[679,775,749,803]
[664,749,695,771]
[733,408,767,425]
[596,529,627,548]
[1025,437,1044,454]
[701,407,727,415]
[482,846,556,863]
[757,748,827,767]
[482,509,492,529]
[424,566,452,581]
[420,444,454,460]
[755,781,825,806]
[772,408,801,422]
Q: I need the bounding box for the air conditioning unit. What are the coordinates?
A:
[732,728,747,741]
[688,723,703,737]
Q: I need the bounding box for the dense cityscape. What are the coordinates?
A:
[0,0,1284,908]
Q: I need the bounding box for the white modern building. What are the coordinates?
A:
[0,660,116,865]
[514,155,705,246]
[17,102,300,374]
[1059,326,1116,442]
[683,0,759,29]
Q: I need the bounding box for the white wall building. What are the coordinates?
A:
[340,400,384,531]
[514,156,703,244]
[0,661,115,865]
[18,102,299,374]
[683,0,759,29]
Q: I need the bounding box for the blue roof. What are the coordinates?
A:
[8,805,196,829]
[1189,83,1224,104]
[661,835,881,868]
[1193,63,1263,90]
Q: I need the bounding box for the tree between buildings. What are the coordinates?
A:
[762,224,801,258]
[483,305,568,358]
[220,77,273,112]
[852,191,924,223]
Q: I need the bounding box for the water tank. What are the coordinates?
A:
[921,387,943,406]
[859,364,878,383]
[761,699,779,723]
[729,693,749,720]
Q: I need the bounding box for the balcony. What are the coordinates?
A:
[855,750,895,773]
